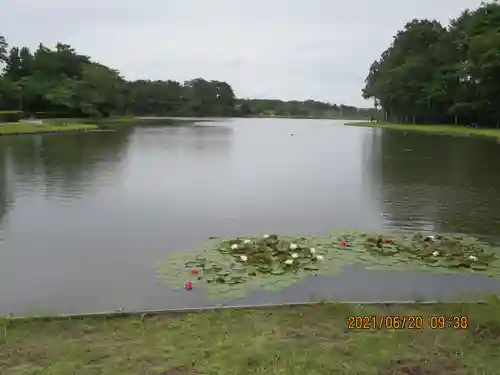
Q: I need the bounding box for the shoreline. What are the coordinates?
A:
[2,299,499,374]
[4,298,491,321]
[0,129,114,136]
[0,122,99,136]
[0,116,370,137]
[344,121,500,138]
[114,115,368,121]
[246,115,369,120]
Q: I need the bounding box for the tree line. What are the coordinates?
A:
[362,0,500,127]
[0,34,372,120]
[236,99,374,119]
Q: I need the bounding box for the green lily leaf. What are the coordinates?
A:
[156,230,500,300]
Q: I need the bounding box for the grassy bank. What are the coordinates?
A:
[2,300,500,374]
[0,122,99,135]
[345,121,500,138]
[49,116,210,127]
[98,115,140,123]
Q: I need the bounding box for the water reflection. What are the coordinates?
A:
[364,129,500,239]
[0,146,13,227]
[1,120,500,316]
[0,128,132,219]
[133,124,233,157]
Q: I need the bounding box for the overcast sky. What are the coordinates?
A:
[1,0,484,106]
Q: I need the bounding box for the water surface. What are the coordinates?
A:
[1,119,500,315]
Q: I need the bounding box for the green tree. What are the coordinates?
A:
[0,34,7,64]
[0,32,371,118]
[4,47,21,80]
[362,0,500,128]
[75,63,125,117]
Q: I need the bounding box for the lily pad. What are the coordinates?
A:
[156,230,500,299]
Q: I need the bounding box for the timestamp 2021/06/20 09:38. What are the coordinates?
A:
[347,315,469,330]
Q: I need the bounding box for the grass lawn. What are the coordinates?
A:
[2,300,500,374]
[345,121,500,138]
[0,122,99,135]
[99,116,139,123]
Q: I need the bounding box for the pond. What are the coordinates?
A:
[1,118,500,316]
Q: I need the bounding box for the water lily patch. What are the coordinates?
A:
[156,230,500,299]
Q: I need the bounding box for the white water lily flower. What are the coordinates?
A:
[310,248,316,254]
[231,244,239,250]
[240,255,248,262]
[289,243,298,250]
[263,234,270,239]
[425,235,436,241]
[315,255,324,260]
[291,253,299,259]
[284,259,294,265]
[432,251,440,257]
[244,239,251,244]
[468,255,478,261]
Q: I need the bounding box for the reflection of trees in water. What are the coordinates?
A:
[0,125,231,224]
[0,144,14,226]
[363,130,500,237]
[40,129,132,197]
[187,125,233,155]
[135,124,233,157]
[0,127,132,205]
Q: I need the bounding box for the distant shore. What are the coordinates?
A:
[0,122,100,136]
[2,300,499,374]
[248,114,369,120]
[345,121,500,138]
[111,115,368,121]
[0,117,206,135]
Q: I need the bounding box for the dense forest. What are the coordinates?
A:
[0,34,372,121]
[363,0,500,127]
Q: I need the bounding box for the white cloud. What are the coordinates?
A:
[0,0,482,106]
